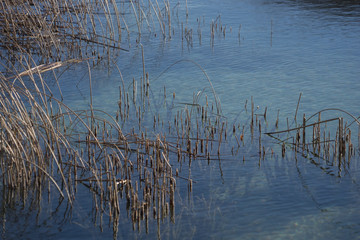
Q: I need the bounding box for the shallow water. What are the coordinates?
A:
[59,0,360,121]
[2,0,360,239]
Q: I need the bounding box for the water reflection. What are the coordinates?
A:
[277,0,360,19]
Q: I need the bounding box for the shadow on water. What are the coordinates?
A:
[276,0,360,18]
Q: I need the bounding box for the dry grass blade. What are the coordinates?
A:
[7,59,82,80]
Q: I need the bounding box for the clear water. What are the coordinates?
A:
[2,0,360,239]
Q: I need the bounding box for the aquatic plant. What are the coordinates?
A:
[0,0,359,238]
[0,0,124,64]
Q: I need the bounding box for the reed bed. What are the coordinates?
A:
[265,108,360,176]
[0,0,174,236]
[0,0,124,65]
[0,0,359,238]
[1,58,359,237]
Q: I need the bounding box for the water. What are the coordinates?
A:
[2,0,360,239]
[59,0,360,121]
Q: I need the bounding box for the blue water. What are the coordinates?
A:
[59,0,360,123]
[2,0,360,239]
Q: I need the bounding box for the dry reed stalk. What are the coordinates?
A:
[259,121,262,155]
[294,92,302,122]
[0,0,124,63]
[149,0,166,38]
[317,113,321,153]
[165,0,171,38]
[302,114,306,147]
[266,118,339,135]
[130,0,141,40]
[338,117,344,159]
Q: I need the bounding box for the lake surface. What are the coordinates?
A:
[2,0,360,239]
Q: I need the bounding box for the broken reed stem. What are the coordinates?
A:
[266,117,339,135]
[339,117,344,159]
[259,121,262,155]
[275,109,279,128]
[302,114,306,147]
[294,92,302,122]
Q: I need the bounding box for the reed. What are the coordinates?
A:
[294,92,302,122]
[0,0,184,236]
[266,108,359,176]
[1,1,359,238]
[0,0,126,65]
